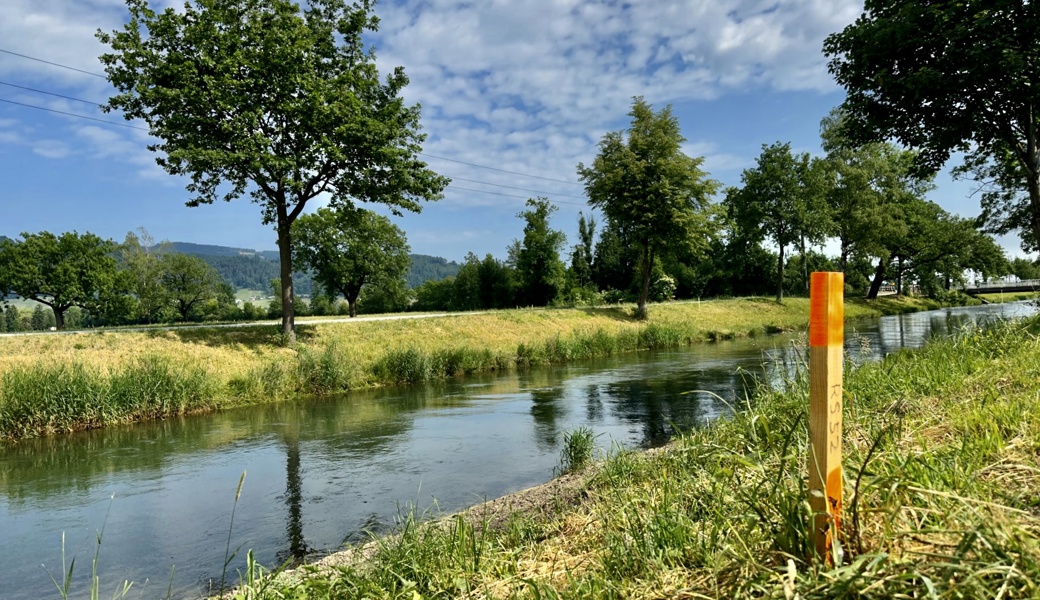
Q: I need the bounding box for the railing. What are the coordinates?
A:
[962,279,1040,293]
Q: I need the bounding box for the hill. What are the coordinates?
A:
[166,242,459,291]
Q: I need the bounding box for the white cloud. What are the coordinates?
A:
[31,139,70,158]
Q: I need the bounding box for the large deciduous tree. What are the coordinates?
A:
[578,97,717,318]
[0,232,118,329]
[724,142,826,303]
[292,207,410,318]
[160,253,229,321]
[824,0,1040,252]
[99,0,448,342]
[514,198,567,307]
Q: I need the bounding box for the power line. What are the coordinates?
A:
[0,47,107,79]
[0,97,146,131]
[449,175,585,199]
[0,80,101,106]
[1,47,587,187]
[447,184,588,207]
[420,152,583,186]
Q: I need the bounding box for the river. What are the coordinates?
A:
[0,301,1034,599]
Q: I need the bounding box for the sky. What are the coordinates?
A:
[0,0,1025,263]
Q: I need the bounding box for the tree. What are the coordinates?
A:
[292,207,411,318]
[569,212,597,290]
[120,229,174,323]
[0,232,119,329]
[4,306,20,333]
[725,143,825,302]
[99,0,448,343]
[514,198,567,307]
[578,97,718,318]
[824,1,1040,253]
[160,252,229,321]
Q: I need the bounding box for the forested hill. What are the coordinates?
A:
[407,254,461,288]
[165,242,459,292]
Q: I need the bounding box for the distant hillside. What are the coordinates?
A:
[166,242,459,291]
[407,254,461,288]
[167,241,265,257]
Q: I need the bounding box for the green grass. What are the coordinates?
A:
[977,291,1040,303]
[227,314,1040,599]
[0,296,948,440]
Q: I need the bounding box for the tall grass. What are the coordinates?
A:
[0,357,213,438]
[235,315,1040,599]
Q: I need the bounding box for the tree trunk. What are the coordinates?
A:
[1028,170,1040,253]
[776,244,785,303]
[895,256,903,295]
[348,299,358,318]
[636,245,652,320]
[866,259,886,300]
[800,235,809,292]
[52,306,65,330]
[840,238,849,273]
[276,207,296,344]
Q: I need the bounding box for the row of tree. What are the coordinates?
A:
[0,230,237,328]
[86,0,1040,340]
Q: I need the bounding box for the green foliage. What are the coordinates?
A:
[293,207,412,318]
[514,198,567,306]
[0,231,119,329]
[99,0,448,340]
[725,142,828,302]
[406,255,461,289]
[4,306,21,333]
[825,0,1040,253]
[579,97,718,317]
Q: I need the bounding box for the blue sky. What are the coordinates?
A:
[0,0,1023,262]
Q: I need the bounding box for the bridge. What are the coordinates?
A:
[962,279,1040,295]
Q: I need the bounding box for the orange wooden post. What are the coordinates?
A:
[808,271,843,563]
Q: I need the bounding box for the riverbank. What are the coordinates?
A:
[0,296,946,440]
[230,313,1040,599]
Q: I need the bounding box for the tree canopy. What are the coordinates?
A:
[514,198,567,307]
[577,97,717,318]
[0,232,119,329]
[292,207,410,317]
[824,0,1040,252]
[99,0,448,341]
[725,142,826,302]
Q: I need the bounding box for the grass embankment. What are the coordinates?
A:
[0,296,940,440]
[232,315,1040,599]
[978,291,1040,303]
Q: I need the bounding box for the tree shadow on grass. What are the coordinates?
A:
[577,306,640,322]
[146,323,318,349]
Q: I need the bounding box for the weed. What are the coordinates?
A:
[558,426,598,474]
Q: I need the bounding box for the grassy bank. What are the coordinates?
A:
[231,313,1040,599]
[0,296,942,440]
[978,291,1040,303]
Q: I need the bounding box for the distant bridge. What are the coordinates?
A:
[962,279,1040,295]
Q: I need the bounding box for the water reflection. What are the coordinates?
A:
[0,301,1034,599]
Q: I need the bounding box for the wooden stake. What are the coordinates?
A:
[808,271,843,563]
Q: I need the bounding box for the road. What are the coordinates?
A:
[0,311,488,337]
